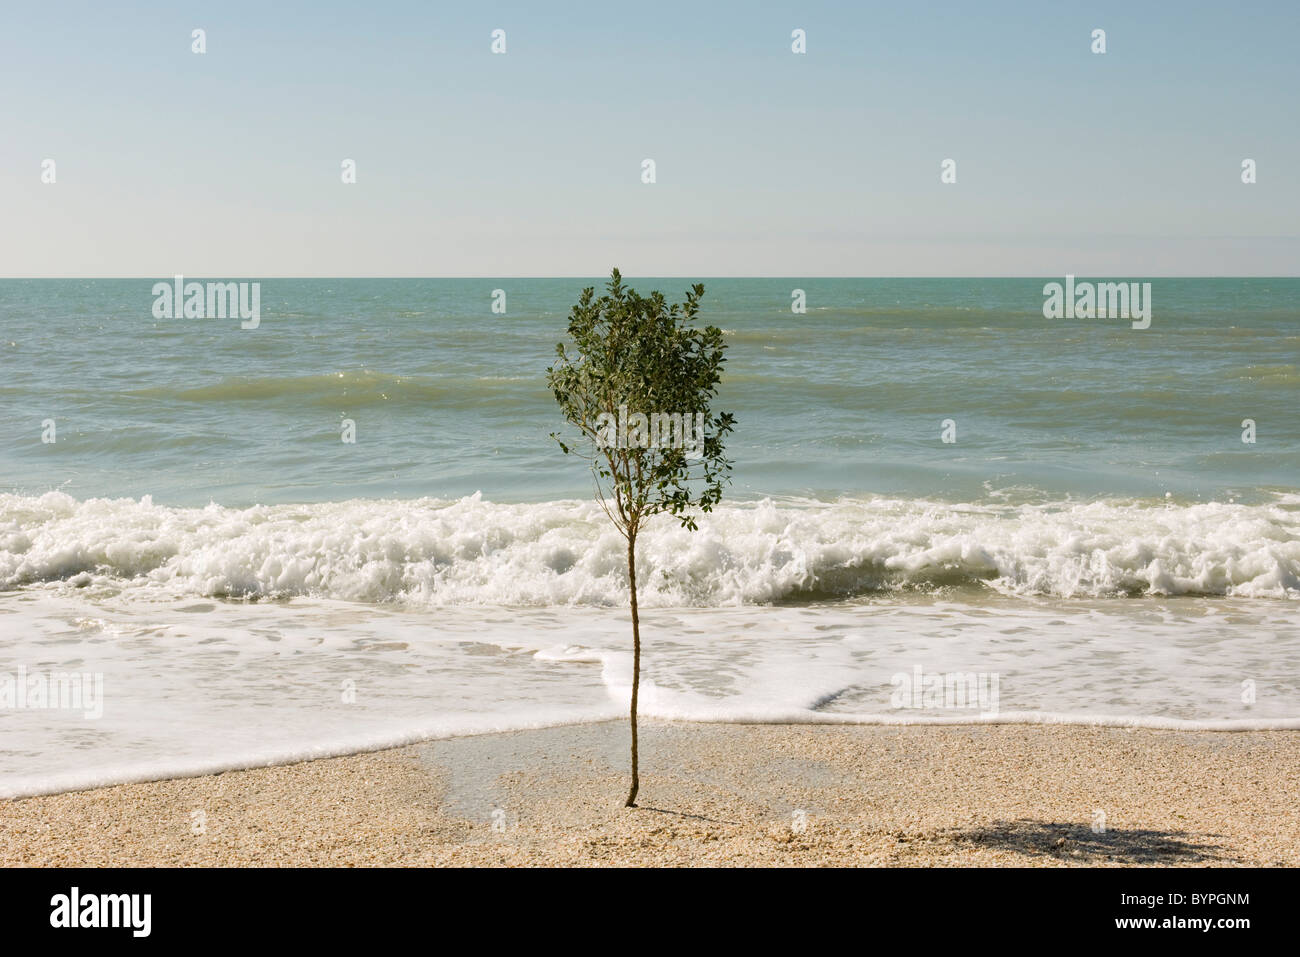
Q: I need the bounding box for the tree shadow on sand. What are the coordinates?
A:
[950,819,1235,864]
[638,806,742,826]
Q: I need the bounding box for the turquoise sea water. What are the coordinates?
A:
[3,278,1297,506]
[1,278,1298,797]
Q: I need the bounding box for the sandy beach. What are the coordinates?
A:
[3,722,1297,867]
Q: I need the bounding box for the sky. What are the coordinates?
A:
[2,0,1297,277]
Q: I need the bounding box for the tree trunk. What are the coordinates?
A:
[624,535,641,807]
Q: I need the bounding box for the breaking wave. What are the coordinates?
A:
[2,491,1297,604]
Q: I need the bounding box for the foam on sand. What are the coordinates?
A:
[2,592,1298,798]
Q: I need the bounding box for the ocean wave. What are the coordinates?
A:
[124,370,540,409]
[1,491,1297,604]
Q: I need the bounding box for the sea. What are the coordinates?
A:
[1,277,1297,797]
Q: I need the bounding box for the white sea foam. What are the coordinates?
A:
[2,491,1297,605]
[3,491,1298,799]
[2,590,1298,798]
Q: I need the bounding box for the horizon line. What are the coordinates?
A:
[3,275,1299,281]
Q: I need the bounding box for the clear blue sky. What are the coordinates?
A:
[2,0,1297,276]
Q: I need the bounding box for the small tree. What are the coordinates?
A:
[547,268,734,807]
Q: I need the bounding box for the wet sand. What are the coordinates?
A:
[3,722,1297,866]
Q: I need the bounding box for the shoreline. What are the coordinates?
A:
[9,709,1300,804]
[3,722,1298,866]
